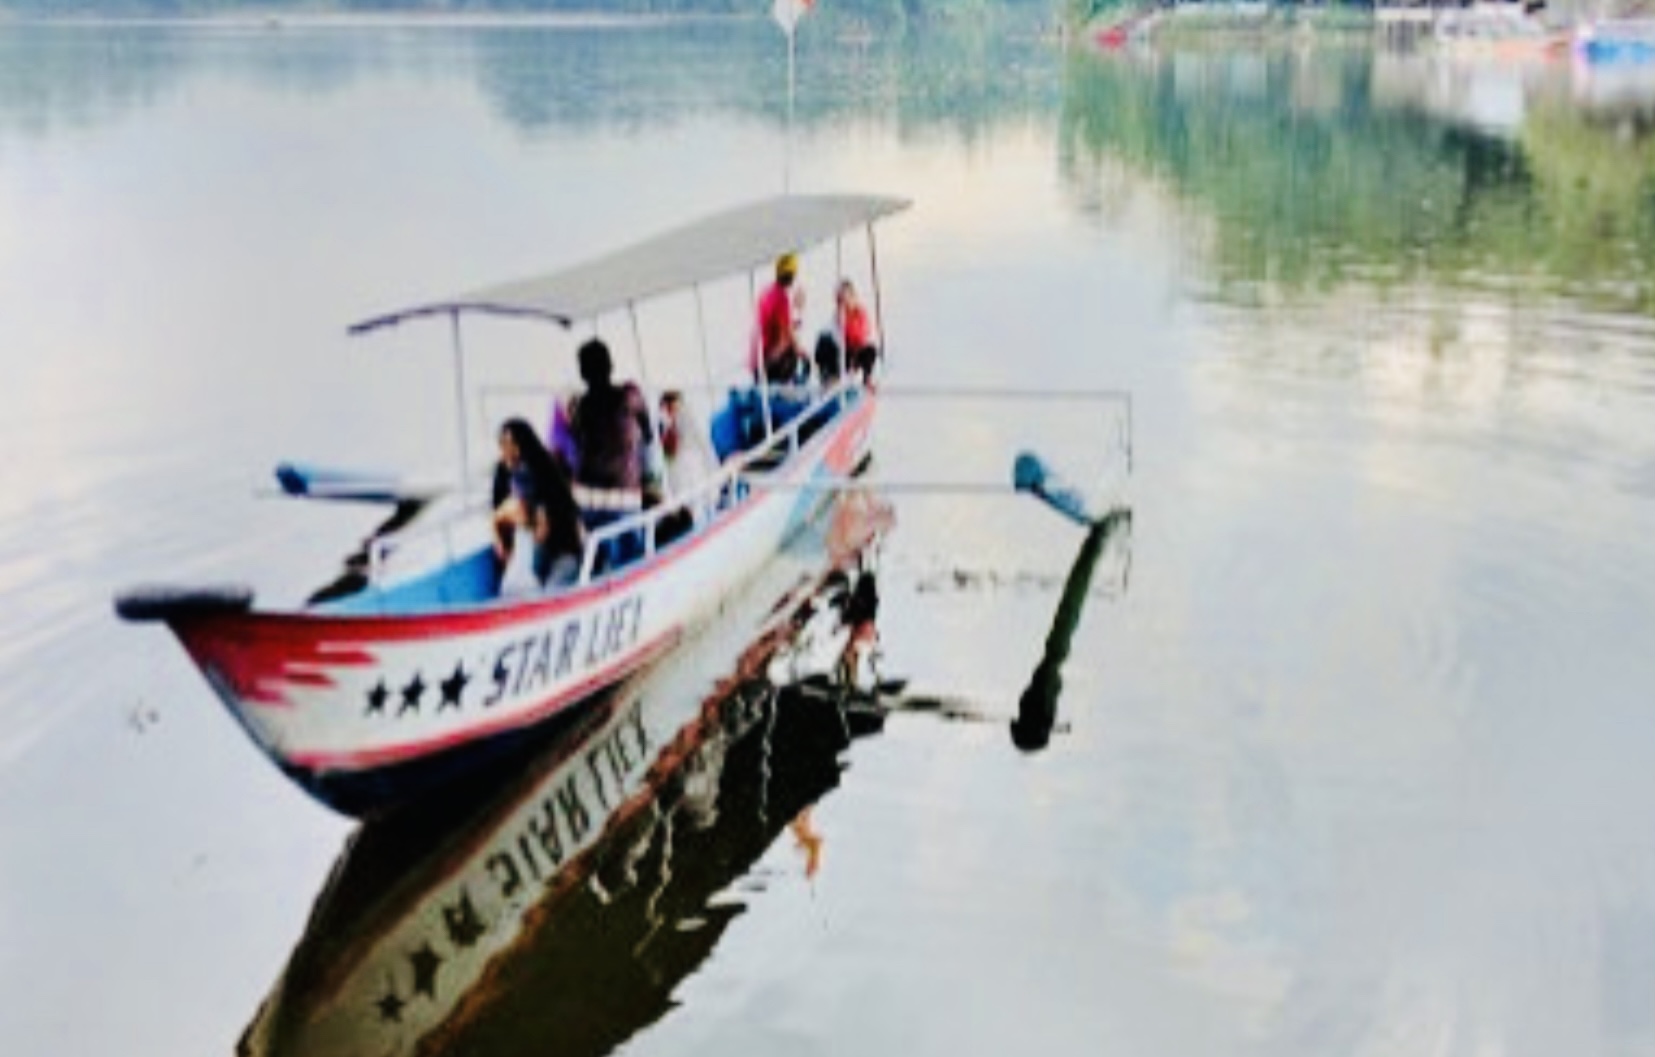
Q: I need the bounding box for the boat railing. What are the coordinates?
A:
[361,379,859,600]
[362,490,493,596]
[476,375,761,436]
[1583,19,1655,42]
[574,379,856,584]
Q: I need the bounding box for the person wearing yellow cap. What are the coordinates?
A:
[751,252,806,384]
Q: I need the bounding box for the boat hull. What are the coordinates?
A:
[156,396,877,817]
[238,553,886,1057]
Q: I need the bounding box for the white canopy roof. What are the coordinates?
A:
[349,193,911,335]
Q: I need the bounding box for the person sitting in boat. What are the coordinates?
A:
[566,337,656,571]
[814,278,879,386]
[493,418,584,590]
[837,279,879,382]
[655,389,718,546]
[751,252,808,386]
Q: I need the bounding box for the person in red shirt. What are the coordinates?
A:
[752,253,805,384]
[836,279,878,380]
[816,278,879,385]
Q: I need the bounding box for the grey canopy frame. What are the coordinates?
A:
[348,194,911,334]
[346,193,911,491]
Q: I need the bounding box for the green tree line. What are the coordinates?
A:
[0,0,1057,20]
[1059,49,1655,313]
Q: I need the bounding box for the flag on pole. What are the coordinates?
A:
[771,0,815,35]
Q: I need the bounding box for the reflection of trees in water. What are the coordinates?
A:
[0,26,188,138]
[1059,48,1655,313]
[1521,98,1655,306]
[0,24,392,138]
[470,16,1058,142]
[469,23,766,133]
[0,16,1058,143]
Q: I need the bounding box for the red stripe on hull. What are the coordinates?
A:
[176,632,378,706]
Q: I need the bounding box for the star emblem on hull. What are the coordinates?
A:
[438,662,470,711]
[376,990,405,1023]
[409,943,443,999]
[443,888,487,948]
[364,680,389,716]
[399,673,426,715]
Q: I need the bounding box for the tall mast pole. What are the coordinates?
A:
[785,26,796,194]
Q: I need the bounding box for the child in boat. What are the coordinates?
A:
[493,418,584,589]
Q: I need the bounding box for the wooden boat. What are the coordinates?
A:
[1092,7,1159,49]
[237,524,889,1057]
[115,193,910,818]
[1434,3,1568,59]
[1575,18,1655,65]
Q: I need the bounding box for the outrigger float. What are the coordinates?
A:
[115,194,910,818]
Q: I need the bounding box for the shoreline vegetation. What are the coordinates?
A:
[0,0,1045,23]
[1074,0,1655,40]
[0,4,1072,44]
[8,0,1639,33]
[1114,6,1376,44]
[0,10,756,26]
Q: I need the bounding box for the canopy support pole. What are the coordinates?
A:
[629,300,667,509]
[830,236,846,382]
[759,358,775,439]
[449,310,471,497]
[868,222,887,367]
[627,301,651,391]
[750,267,774,437]
[694,284,716,396]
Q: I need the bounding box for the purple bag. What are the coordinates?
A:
[548,397,580,477]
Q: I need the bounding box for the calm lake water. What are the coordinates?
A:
[4,16,1655,1057]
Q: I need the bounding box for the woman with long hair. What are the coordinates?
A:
[493,418,584,589]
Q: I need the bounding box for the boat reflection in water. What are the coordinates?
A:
[1013,508,1132,752]
[239,498,892,1057]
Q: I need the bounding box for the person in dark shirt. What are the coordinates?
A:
[566,339,656,570]
[493,418,584,589]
